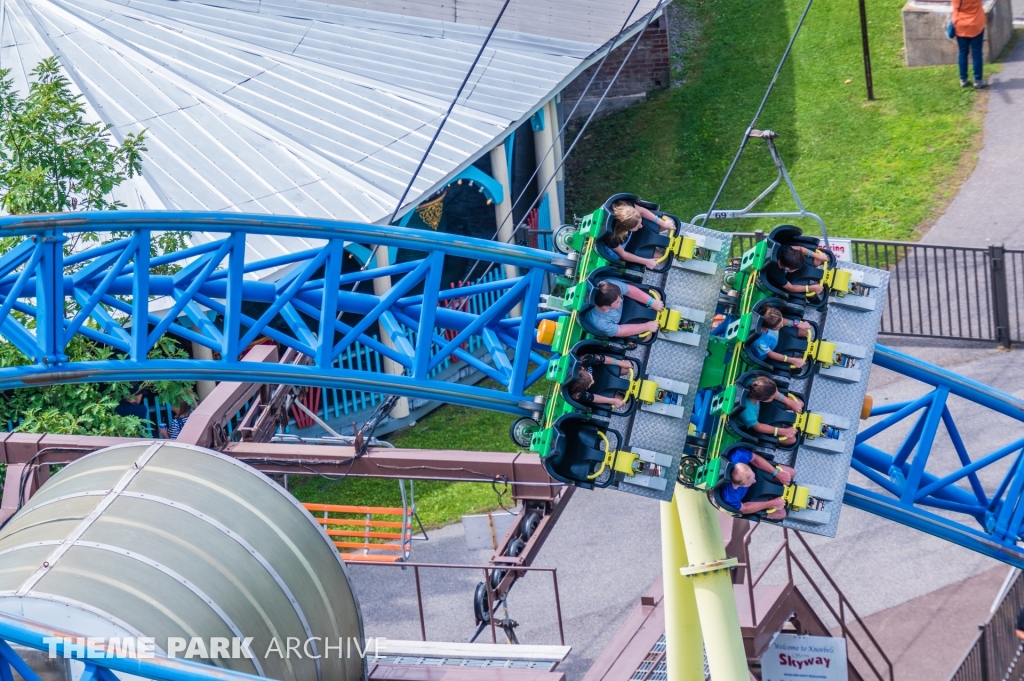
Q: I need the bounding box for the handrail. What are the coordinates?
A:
[948,568,1024,681]
[788,550,890,681]
[730,231,1024,254]
[789,532,894,681]
[791,531,892,668]
[738,522,894,681]
[349,561,565,647]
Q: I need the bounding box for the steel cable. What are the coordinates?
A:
[698,0,817,232]
[358,0,513,279]
[462,0,672,284]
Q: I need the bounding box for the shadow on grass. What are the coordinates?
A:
[565,0,798,225]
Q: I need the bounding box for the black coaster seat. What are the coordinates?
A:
[594,193,679,273]
[542,414,622,490]
[561,340,642,417]
[742,298,818,378]
[577,267,664,345]
[724,370,804,451]
[708,444,785,523]
[759,225,837,308]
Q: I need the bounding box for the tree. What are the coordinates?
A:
[0,57,146,214]
[0,58,195,438]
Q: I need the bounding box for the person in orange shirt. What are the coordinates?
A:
[952,0,988,88]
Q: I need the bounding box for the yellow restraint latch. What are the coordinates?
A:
[781,484,811,512]
[646,290,682,333]
[657,307,682,332]
[626,372,661,404]
[656,233,697,266]
[820,265,853,296]
[802,339,838,367]
[793,411,824,438]
[590,432,642,480]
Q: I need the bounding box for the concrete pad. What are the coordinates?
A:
[838,564,1009,680]
[902,0,1013,68]
[923,38,1024,248]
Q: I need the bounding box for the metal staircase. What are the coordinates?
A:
[583,515,893,681]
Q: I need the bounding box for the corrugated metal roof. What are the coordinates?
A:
[0,0,659,276]
[0,0,656,227]
[310,0,663,45]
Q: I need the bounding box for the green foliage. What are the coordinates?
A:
[0,58,195,437]
[0,335,195,436]
[565,0,992,240]
[0,57,147,215]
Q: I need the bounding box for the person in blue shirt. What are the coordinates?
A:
[721,447,796,519]
[750,306,812,370]
[582,280,663,338]
[736,375,804,444]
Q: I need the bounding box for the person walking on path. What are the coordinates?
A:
[952,0,988,88]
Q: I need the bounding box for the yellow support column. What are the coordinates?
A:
[661,490,705,681]
[675,486,749,681]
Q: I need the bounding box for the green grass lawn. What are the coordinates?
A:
[288,381,546,529]
[565,0,999,240]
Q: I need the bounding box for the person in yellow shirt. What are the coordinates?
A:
[952,0,988,88]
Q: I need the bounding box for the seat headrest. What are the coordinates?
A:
[768,224,804,243]
[728,387,749,415]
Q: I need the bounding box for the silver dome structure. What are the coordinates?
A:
[0,441,364,681]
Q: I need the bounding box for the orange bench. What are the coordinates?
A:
[304,503,413,563]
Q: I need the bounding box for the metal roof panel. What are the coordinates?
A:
[1,0,656,261]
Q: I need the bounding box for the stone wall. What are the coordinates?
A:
[560,13,671,121]
[903,0,1013,67]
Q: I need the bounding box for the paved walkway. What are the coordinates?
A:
[924,38,1024,248]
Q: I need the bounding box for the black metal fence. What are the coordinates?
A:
[949,569,1024,681]
[731,232,1024,346]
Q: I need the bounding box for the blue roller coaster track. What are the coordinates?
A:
[0,212,571,414]
[1,212,1024,568]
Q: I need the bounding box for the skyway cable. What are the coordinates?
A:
[358,0,513,278]
[466,0,671,284]
[699,0,818,234]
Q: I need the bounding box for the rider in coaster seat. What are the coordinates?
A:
[579,273,664,342]
[542,414,623,490]
[595,194,677,272]
[728,372,805,450]
[710,444,796,521]
[760,225,833,307]
[562,343,638,417]
[744,300,815,378]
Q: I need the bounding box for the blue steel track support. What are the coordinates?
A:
[850,345,1024,567]
[0,212,572,415]
[0,611,264,681]
[7,212,1024,569]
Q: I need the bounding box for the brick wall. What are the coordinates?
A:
[560,14,671,121]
